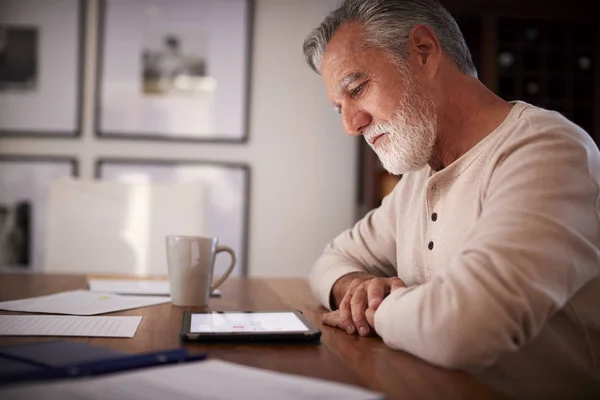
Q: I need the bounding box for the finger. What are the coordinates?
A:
[365,308,375,328]
[365,309,379,336]
[390,277,406,292]
[339,292,356,334]
[367,278,386,310]
[350,288,371,336]
[322,311,344,329]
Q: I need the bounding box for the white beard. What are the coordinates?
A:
[363,74,437,175]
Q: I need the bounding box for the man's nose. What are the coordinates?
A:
[342,107,371,137]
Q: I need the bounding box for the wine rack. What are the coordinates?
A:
[497,19,595,134]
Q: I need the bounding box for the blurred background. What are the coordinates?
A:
[0,0,597,278]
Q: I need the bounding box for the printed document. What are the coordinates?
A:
[88,279,221,297]
[88,279,171,295]
[0,315,142,338]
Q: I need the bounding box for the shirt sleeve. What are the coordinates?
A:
[309,179,402,310]
[374,124,600,370]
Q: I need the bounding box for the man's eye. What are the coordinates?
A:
[350,83,364,97]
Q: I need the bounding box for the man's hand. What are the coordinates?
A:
[325,275,406,336]
[323,308,376,333]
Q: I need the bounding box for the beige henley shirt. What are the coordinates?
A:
[310,101,600,398]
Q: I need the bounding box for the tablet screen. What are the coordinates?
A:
[190,312,310,333]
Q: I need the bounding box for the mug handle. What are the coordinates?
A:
[211,245,237,292]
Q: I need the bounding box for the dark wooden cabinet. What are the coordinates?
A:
[358,0,599,216]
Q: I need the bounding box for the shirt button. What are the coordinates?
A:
[432,213,438,221]
[428,241,434,250]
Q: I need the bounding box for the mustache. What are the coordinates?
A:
[364,121,392,144]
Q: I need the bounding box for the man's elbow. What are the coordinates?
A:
[379,323,499,371]
[422,341,490,370]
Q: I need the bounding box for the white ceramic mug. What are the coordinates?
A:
[166,235,236,307]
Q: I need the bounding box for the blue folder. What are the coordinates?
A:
[0,341,206,385]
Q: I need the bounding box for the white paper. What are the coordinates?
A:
[0,315,141,338]
[88,279,221,297]
[0,290,171,315]
[0,359,382,400]
[88,279,171,295]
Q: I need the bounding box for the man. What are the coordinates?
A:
[303,0,600,398]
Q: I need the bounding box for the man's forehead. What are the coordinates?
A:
[321,23,365,75]
[328,23,365,52]
[321,24,368,98]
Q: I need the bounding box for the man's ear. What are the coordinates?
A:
[408,24,441,79]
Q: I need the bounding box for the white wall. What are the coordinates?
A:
[0,0,357,278]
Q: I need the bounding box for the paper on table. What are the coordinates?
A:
[0,290,170,315]
[0,315,141,338]
[88,279,222,297]
[0,359,383,400]
[88,279,170,295]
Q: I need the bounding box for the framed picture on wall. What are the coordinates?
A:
[95,158,250,277]
[0,0,84,137]
[0,156,78,271]
[96,0,252,142]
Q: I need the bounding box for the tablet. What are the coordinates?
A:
[180,311,321,343]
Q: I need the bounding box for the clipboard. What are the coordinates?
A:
[0,340,206,386]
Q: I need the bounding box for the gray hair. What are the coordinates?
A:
[303,0,477,77]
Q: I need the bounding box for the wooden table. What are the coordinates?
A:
[0,274,506,399]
